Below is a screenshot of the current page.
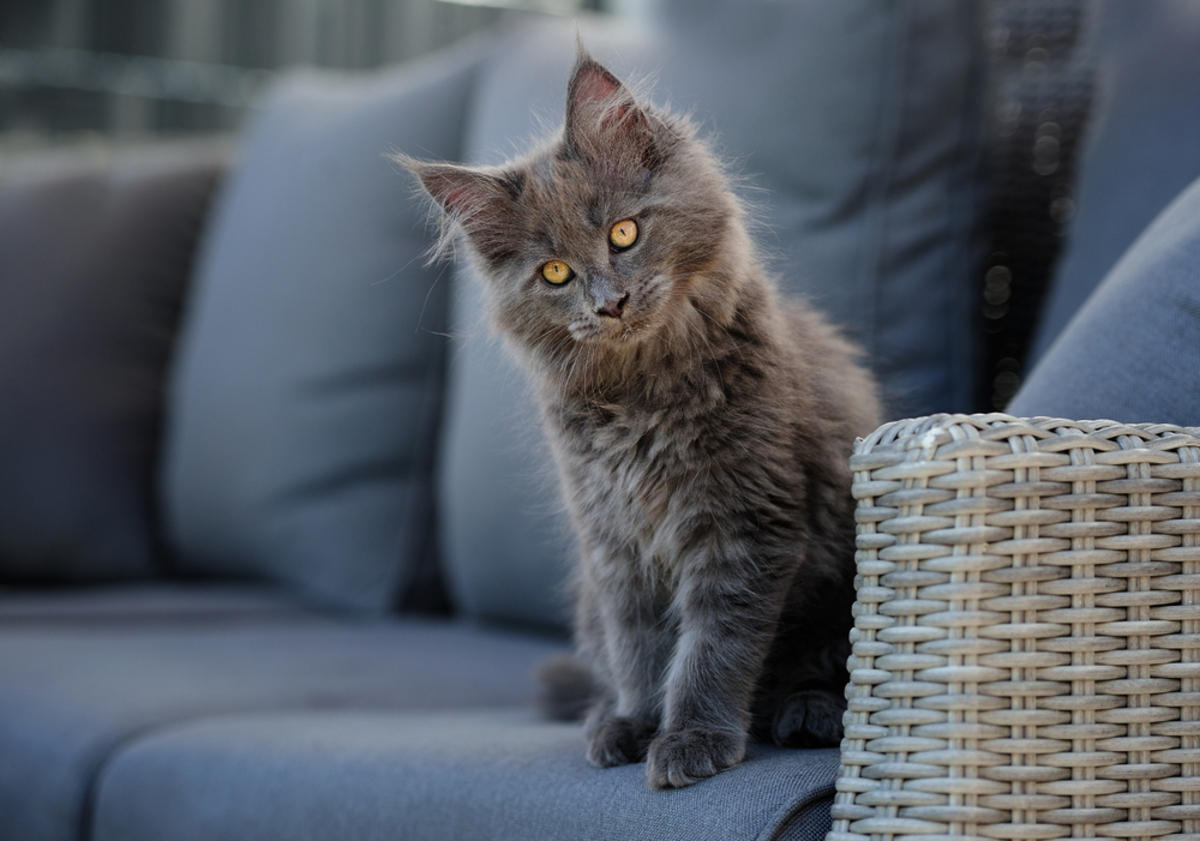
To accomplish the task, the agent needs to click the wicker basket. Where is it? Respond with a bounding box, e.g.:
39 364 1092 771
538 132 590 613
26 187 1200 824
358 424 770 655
829 414 1200 841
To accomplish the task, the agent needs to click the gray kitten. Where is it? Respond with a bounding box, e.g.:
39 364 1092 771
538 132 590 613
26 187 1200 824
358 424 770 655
402 49 881 789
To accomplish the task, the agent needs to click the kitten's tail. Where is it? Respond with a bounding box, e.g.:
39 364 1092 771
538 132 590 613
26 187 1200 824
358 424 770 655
535 654 600 721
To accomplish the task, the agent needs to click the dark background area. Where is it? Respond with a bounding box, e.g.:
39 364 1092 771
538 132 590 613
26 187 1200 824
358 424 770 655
0 0 615 143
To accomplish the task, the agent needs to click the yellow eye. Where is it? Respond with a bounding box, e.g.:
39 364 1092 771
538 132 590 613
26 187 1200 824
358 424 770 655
609 218 638 250
541 260 574 285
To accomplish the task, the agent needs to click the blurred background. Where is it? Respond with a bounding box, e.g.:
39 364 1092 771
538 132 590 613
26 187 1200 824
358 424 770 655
0 0 1092 410
0 0 631 149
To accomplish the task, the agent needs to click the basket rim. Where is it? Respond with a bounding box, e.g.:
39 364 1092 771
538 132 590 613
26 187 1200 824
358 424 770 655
855 413 1200 458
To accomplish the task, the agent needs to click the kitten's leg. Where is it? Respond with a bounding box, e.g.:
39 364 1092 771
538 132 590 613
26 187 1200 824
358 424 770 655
765 563 855 747
646 547 786 789
772 689 848 747
578 548 670 768
584 695 658 767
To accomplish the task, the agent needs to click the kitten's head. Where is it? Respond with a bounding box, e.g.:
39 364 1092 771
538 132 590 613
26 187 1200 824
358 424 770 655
402 48 744 361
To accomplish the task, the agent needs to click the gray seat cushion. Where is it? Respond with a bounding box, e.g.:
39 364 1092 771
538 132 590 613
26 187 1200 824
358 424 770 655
91 709 837 841
160 40 487 615
0 586 564 841
440 4 989 628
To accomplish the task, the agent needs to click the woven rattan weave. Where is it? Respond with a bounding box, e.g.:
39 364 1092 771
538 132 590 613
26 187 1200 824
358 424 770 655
829 414 1200 841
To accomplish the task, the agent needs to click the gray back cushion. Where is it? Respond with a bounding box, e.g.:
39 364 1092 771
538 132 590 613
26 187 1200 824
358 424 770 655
649 0 988 416
1030 0 1200 362
161 45 482 614
440 3 989 629
0 142 224 583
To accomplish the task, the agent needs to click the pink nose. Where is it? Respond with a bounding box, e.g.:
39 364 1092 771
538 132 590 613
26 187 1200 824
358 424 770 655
596 293 629 319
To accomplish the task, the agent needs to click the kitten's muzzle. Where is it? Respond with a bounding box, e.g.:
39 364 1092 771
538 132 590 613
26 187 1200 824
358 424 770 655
588 274 629 319
596 293 629 319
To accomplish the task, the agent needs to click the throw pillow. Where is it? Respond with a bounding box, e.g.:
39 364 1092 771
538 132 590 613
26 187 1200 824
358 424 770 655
160 43 484 614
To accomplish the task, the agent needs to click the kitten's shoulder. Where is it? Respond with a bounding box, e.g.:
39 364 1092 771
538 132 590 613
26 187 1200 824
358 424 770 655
778 294 883 438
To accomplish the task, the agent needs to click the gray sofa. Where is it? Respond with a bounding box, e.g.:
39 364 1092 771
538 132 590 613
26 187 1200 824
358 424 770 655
3 2 1199 839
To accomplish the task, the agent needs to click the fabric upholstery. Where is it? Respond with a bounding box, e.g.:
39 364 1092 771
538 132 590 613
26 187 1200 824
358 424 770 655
440 4 989 628
1030 0 1200 362
0 582 297 623
160 41 485 614
0 142 225 583
0 587 564 841
91 709 837 841
1008 172 1200 426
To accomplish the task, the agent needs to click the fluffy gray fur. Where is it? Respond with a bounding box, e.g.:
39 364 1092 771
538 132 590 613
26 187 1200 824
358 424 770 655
401 48 881 789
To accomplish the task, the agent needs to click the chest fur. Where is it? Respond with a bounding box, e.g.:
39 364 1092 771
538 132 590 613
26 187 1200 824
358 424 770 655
559 414 689 568
548 379 787 573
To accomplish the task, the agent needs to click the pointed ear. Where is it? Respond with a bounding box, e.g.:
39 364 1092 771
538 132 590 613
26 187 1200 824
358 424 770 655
399 158 512 219
564 51 660 180
397 155 524 263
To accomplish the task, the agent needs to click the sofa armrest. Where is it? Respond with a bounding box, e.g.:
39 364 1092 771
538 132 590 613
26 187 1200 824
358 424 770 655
830 413 1200 841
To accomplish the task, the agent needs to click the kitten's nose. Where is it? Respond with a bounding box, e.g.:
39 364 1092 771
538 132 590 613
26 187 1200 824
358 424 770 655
595 293 629 319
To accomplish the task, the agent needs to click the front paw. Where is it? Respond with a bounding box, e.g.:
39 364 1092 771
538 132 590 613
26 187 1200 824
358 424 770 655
645 727 745 789
586 716 656 768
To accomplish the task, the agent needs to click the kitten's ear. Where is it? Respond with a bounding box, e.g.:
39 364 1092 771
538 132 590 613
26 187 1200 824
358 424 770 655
564 50 660 180
402 158 514 220
398 156 522 262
